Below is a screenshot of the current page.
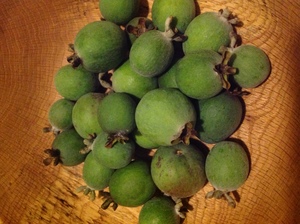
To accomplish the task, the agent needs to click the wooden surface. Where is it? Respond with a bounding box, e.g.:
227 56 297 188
0 0 299 223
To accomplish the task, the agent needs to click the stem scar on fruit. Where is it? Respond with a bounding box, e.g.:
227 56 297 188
171 122 201 145
126 17 156 38
43 148 62 166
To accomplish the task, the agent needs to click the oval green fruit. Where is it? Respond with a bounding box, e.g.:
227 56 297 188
151 143 206 198
99 0 140 25
205 141 250 192
152 0 196 33
109 160 156 207
73 21 128 73
139 196 180 224
195 91 244 143
228 44 271 88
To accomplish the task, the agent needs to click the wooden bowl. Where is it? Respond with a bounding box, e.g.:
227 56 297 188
1 0 299 223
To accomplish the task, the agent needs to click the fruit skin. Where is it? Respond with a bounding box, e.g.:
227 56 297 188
152 0 195 33
135 88 196 146
82 152 115 190
54 64 100 101
99 0 140 25
73 21 128 73
97 92 137 135
205 141 250 192
176 50 223 100
48 98 74 131
158 59 179 89
139 196 180 224
92 131 135 169
132 129 160 149
51 129 87 166
129 29 174 77
72 92 104 139
195 91 244 143
151 143 206 198
112 60 158 99
109 160 157 207
228 44 271 88
183 11 234 53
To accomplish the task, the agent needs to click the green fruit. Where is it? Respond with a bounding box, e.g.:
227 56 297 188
183 9 236 53
54 64 101 101
43 129 87 166
99 0 140 25
82 152 115 190
139 196 180 224
158 59 179 89
205 141 250 207
132 129 160 149
47 98 74 132
151 143 206 198
228 44 271 88
72 92 104 139
176 50 224 100
109 160 157 207
195 91 244 143
97 92 137 136
92 132 135 169
135 88 197 146
129 29 174 77
112 60 158 99
70 21 128 73
152 0 196 33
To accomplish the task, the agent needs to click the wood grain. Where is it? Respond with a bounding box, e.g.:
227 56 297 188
0 0 299 223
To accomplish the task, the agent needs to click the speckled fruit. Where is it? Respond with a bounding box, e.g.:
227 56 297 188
151 143 206 198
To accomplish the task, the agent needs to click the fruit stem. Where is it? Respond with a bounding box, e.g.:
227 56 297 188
171 122 200 145
99 191 118 210
205 189 236 208
105 132 130 148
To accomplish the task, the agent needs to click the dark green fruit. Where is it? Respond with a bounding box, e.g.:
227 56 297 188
43 129 86 166
99 0 140 25
135 88 197 146
228 44 271 88
97 92 137 146
108 160 156 207
176 50 226 100
205 141 250 207
195 91 243 143
112 60 158 99
152 0 195 33
139 196 180 224
69 21 128 73
46 98 74 133
129 17 185 77
72 92 104 139
125 17 155 45
151 143 206 199
183 9 238 53
54 64 100 101
92 131 135 169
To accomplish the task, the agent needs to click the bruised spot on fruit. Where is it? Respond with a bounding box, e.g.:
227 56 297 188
156 156 162 168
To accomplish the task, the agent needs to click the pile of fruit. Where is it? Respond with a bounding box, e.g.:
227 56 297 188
43 0 271 223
